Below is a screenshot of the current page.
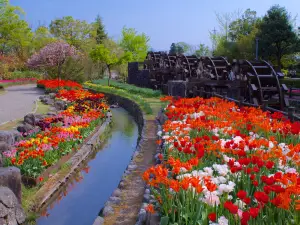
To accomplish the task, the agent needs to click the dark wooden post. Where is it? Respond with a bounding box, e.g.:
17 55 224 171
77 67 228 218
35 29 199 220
288 107 295 122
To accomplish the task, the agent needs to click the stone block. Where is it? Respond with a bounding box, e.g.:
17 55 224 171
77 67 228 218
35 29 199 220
0 167 22 204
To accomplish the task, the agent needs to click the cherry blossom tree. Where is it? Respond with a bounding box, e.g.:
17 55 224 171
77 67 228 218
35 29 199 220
27 40 79 77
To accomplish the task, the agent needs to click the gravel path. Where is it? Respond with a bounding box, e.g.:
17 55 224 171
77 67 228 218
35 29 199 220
0 84 44 124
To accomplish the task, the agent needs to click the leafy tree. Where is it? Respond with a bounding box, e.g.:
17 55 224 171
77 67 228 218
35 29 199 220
94 15 107 44
119 26 149 61
168 42 191 55
259 5 300 70
27 41 79 78
32 26 56 52
236 26 259 59
194 44 211 57
228 9 259 41
169 43 177 54
90 39 132 86
0 0 33 59
49 16 94 50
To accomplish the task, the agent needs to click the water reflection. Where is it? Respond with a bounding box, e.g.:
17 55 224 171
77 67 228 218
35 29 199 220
36 108 138 225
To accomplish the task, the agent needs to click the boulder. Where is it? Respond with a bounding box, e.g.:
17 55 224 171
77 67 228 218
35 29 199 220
45 98 54 105
54 100 67 110
0 167 22 204
0 189 25 225
0 131 21 146
49 93 56 99
24 114 35 126
24 114 45 127
112 188 121 197
93 216 104 225
0 141 9 153
15 204 26 224
0 186 17 208
102 205 114 217
17 123 34 134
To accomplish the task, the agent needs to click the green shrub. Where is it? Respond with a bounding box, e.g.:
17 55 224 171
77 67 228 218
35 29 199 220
281 78 300 88
92 79 161 98
10 71 42 79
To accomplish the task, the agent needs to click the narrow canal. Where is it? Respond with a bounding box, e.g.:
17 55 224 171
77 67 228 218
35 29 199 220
37 108 139 225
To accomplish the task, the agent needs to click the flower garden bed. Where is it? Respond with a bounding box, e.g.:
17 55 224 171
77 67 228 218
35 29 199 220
2 84 110 187
143 96 300 225
37 79 82 93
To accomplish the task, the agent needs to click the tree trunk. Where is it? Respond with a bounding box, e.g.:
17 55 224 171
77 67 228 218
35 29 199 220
107 64 111 86
57 64 62 90
277 56 282 71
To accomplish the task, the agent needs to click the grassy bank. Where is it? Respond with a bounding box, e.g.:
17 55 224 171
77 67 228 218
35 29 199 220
84 81 165 120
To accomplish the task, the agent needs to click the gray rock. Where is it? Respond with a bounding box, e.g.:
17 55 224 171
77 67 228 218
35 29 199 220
109 196 121 205
24 113 36 126
0 154 3 167
0 131 16 146
138 208 147 223
0 202 9 217
15 204 26 224
45 98 54 105
0 218 6 225
0 141 9 153
102 205 114 217
0 187 17 208
0 167 22 203
143 194 150 203
6 209 18 225
47 112 57 116
118 181 125 189
112 188 121 197
17 123 34 134
93 216 104 225
49 93 56 99
127 164 137 171
54 100 66 110
149 199 156 204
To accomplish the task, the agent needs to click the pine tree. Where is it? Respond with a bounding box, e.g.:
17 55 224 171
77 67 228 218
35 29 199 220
95 15 107 44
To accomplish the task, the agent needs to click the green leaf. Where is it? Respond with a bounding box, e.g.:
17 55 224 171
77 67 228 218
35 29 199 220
160 216 169 225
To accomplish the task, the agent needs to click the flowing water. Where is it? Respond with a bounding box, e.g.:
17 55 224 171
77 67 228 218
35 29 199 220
37 108 139 225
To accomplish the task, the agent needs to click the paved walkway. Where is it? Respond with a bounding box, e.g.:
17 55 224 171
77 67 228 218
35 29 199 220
0 84 44 124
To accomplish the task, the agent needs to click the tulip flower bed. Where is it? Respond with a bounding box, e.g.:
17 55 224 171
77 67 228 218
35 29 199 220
37 79 82 92
2 89 109 183
143 97 300 225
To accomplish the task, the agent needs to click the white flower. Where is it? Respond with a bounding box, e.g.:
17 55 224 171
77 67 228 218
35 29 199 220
227 195 233 200
233 136 243 144
218 182 235 194
285 167 297 174
157 131 162 136
269 141 274 149
218 216 229 225
234 162 241 167
236 199 246 209
180 167 188 173
218 176 227 184
201 192 220 206
162 135 170 140
203 167 213 176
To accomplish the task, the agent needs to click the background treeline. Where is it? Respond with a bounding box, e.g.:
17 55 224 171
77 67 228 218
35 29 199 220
168 5 300 73
0 0 149 82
